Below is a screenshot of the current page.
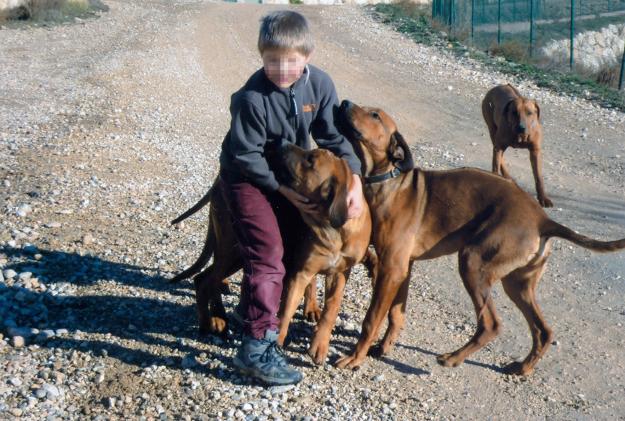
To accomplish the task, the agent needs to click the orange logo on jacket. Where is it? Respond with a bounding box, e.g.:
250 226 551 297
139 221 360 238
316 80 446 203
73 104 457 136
303 104 317 113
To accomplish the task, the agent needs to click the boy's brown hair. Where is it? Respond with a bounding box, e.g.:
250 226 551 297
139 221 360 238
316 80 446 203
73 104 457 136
258 11 315 56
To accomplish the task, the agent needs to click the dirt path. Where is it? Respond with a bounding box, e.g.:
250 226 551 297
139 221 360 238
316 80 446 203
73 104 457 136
1 1 625 419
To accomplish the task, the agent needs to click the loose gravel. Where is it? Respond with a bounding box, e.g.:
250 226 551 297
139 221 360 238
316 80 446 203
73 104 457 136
1 1 625 420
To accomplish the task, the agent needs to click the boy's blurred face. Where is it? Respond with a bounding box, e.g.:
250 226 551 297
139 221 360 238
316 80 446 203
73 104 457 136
262 49 311 89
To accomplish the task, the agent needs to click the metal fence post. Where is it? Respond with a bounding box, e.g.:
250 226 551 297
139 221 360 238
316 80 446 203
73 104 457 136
619 46 625 90
497 0 502 45
449 0 455 27
471 0 475 42
529 0 535 57
570 0 575 70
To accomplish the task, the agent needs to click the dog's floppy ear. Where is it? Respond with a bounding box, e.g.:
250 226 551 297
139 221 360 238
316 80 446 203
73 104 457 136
389 131 414 172
503 99 518 124
533 99 541 120
321 173 349 229
503 99 513 118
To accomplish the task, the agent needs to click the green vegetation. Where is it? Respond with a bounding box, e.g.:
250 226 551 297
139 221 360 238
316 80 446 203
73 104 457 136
373 1 625 111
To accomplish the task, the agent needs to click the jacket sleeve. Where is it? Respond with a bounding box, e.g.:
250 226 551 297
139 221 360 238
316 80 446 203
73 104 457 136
310 78 362 176
229 99 280 191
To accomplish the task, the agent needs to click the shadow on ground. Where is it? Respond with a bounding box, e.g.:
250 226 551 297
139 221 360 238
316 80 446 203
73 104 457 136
0 245 249 382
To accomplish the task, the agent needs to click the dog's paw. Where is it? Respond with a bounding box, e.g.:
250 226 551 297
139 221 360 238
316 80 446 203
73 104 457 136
369 342 392 358
436 353 464 368
335 353 364 370
539 196 553 208
209 317 227 335
307 339 329 365
304 306 322 323
501 361 534 376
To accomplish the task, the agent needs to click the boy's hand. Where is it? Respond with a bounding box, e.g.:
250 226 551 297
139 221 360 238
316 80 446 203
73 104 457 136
278 185 319 216
346 174 364 219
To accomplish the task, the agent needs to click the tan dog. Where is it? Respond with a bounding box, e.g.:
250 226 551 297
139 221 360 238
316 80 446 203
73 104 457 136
482 84 553 207
336 100 625 375
172 145 372 365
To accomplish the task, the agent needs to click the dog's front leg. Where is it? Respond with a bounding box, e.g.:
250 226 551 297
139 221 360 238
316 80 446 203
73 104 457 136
277 269 316 346
376 261 413 357
336 253 411 370
492 147 512 179
308 269 349 365
529 147 553 207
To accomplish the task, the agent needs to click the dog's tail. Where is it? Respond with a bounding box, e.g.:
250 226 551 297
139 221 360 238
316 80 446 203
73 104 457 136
542 219 625 252
169 219 216 283
171 184 215 225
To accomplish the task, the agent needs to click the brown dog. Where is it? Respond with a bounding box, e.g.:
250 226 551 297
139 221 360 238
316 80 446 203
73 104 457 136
172 145 372 365
276 144 371 364
336 100 625 375
482 84 553 207
170 178 323 334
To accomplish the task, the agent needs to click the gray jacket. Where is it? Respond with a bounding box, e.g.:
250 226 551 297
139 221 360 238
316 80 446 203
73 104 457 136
219 64 361 191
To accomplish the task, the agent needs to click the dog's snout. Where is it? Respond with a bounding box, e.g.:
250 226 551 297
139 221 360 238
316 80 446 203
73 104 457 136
517 122 527 133
340 100 353 113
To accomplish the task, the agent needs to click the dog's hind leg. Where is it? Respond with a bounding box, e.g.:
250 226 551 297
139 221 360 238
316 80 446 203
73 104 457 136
437 250 502 368
193 266 227 336
193 255 242 336
303 281 321 323
500 260 553 376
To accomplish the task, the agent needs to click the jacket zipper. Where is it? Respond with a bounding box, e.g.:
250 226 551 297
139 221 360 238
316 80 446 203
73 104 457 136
289 86 299 131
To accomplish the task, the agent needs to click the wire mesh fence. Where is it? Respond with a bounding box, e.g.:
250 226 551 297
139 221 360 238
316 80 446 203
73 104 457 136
432 0 625 89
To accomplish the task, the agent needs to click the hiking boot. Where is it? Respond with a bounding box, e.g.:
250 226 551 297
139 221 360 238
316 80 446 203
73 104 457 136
233 330 303 386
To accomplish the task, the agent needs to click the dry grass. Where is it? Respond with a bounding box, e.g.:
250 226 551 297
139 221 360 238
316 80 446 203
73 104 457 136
0 0 99 23
392 0 431 20
488 39 530 62
593 63 621 88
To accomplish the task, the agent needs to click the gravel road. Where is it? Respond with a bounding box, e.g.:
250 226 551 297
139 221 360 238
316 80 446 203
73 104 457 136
1 1 625 419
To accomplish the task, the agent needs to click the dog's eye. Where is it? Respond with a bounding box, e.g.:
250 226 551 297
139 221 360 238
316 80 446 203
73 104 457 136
370 111 381 121
306 154 315 166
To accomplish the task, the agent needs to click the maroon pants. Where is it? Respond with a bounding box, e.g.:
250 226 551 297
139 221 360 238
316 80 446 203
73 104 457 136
220 178 303 339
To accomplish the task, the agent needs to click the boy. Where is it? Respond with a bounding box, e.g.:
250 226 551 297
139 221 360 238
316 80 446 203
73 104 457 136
219 10 364 385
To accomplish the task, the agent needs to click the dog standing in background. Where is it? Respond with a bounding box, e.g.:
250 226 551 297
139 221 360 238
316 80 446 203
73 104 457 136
482 84 553 207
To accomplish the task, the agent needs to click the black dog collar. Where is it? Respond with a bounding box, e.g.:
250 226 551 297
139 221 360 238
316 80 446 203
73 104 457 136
363 168 401 184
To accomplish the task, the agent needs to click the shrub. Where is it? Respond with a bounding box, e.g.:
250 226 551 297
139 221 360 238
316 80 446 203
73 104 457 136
488 40 529 62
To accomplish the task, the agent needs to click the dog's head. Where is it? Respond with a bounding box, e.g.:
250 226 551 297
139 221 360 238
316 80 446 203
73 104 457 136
280 144 351 229
337 100 413 178
504 96 541 142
